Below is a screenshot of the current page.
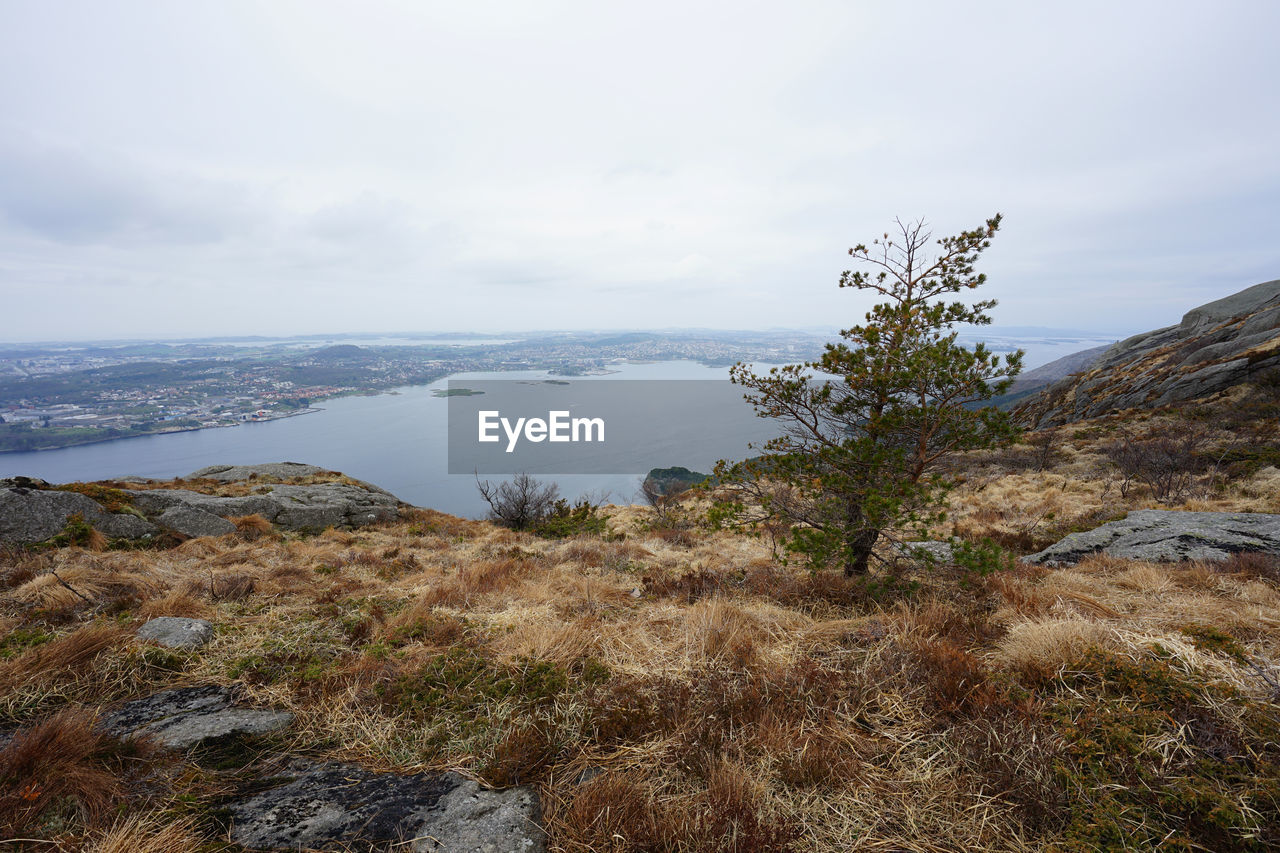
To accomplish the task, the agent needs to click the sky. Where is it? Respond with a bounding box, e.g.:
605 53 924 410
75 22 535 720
1 0 1278 342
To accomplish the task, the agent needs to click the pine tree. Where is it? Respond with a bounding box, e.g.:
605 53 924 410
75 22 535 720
710 215 1022 576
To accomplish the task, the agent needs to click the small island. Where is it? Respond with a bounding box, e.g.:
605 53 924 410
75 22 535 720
432 388 486 397
643 465 711 496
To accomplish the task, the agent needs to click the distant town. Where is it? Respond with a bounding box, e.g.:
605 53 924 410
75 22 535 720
0 331 829 452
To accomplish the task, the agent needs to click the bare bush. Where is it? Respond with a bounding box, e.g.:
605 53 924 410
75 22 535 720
1027 427 1060 472
476 472 560 530
1105 424 1212 503
640 479 698 534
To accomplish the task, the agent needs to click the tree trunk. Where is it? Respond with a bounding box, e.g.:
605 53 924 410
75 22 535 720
843 528 879 576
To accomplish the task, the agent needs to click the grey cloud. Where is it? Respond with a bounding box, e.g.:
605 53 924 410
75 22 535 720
0 137 258 246
0 2 1277 341
306 193 415 243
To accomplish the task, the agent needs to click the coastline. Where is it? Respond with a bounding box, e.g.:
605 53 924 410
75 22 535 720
1 358 738 455
0 406 324 454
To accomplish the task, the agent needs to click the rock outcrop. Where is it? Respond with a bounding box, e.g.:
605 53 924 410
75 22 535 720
188 462 329 481
226 759 545 852
1017 279 1280 428
1009 344 1112 394
1023 509 1280 566
0 463 404 545
101 685 293 750
94 685 546 849
0 481 158 544
155 505 238 538
126 481 400 531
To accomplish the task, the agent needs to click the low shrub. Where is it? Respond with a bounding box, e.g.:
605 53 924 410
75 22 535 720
1045 649 1280 851
534 499 610 539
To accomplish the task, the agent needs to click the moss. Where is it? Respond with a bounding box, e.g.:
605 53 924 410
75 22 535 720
128 645 189 674
1045 649 1280 851
1216 445 1280 478
580 657 612 685
46 513 100 549
1181 624 1250 664
0 626 54 659
227 636 337 686
384 648 570 722
52 482 135 513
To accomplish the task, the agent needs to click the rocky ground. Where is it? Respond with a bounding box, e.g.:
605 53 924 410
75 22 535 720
2 377 1280 850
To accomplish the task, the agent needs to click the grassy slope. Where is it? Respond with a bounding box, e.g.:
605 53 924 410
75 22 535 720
2 401 1280 850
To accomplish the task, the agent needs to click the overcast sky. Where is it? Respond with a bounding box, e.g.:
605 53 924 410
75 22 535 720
1 1 1278 342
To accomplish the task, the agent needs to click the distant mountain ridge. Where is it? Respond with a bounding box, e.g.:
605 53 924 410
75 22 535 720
1016 278 1280 428
1015 344 1113 389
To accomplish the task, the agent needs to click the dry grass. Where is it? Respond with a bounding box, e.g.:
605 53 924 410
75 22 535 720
89 469 370 497
0 708 146 837
85 813 203 853
0 623 129 694
2 408 1279 850
994 617 1117 682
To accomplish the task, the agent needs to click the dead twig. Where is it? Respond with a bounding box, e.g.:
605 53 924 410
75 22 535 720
50 569 91 603
1248 658 1280 702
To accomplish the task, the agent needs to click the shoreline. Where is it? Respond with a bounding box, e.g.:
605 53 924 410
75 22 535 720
0 406 324 454
0 359 736 455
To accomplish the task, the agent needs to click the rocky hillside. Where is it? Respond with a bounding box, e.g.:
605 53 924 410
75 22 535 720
0 462 403 547
1017 278 1280 427
2 432 1280 850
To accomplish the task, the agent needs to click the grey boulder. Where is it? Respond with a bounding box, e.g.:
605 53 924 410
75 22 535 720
127 482 401 531
187 462 326 482
901 541 955 563
156 505 237 538
137 616 215 649
101 685 293 750
0 485 158 544
226 760 545 852
1023 509 1280 566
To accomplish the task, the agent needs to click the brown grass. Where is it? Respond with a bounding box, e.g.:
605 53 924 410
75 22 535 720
90 469 367 496
3 410 1278 851
229 512 275 540
419 556 534 608
0 623 128 694
85 813 203 853
0 708 144 836
547 762 799 853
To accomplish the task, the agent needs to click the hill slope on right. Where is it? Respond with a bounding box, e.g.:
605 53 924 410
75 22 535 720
1017 279 1280 428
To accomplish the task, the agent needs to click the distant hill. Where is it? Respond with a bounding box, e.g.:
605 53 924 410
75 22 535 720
305 344 376 363
1016 278 1280 428
1014 344 1113 389
983 343 1114 411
